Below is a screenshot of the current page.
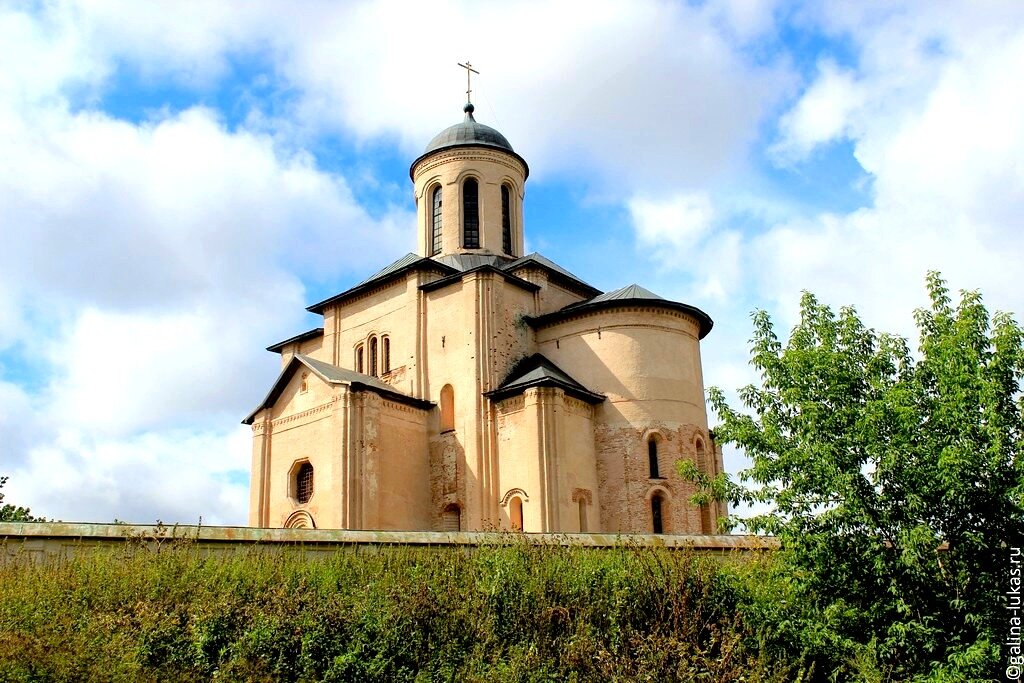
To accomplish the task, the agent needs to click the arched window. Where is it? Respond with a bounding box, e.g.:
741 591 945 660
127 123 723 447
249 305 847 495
369 336 378 377
510 496 524 531
356 346 364 374
431 186 443 255
648 437 660 478
440 384 455 432
651 494 664 534
382 336 391 374
578 497 587 532
442 504 461 532
300 372 309 393
462 178 479 249
501 184 512 255
296 462 314 504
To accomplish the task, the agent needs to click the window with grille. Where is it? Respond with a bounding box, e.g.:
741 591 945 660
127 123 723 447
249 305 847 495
369 336 378 377
431 186 443 255
501 184 512 255
462 179 479 249
356 346 364 374
296 462 314 504
382 337 390 374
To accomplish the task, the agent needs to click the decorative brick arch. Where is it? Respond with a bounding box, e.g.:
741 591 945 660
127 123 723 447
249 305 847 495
501 488 529 507
284 510 315 529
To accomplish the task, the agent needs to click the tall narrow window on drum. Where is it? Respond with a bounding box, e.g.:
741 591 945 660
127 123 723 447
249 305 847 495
462 178 479 249
382 336 391 374
431 186 443 255
501 184 513 255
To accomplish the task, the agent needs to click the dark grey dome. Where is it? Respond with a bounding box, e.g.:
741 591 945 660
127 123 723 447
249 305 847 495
423 103 514 154
410 103 529 179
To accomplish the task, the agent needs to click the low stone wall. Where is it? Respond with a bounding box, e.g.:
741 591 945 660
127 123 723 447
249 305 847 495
0 521 778 561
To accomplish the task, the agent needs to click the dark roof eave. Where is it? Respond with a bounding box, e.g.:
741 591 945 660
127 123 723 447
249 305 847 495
419 264 541 293
409 144 530 180
243 356 434 424
484 379 605 405
266 328 324 353
505 262 600 298
527 299 715 339
349 381 435 410
307 260 457 313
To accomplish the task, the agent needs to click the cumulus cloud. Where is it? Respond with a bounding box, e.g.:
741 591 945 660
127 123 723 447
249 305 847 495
0 2 416 523
753 3 1024 339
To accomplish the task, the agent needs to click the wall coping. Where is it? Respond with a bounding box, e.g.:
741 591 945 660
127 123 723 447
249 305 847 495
0 522 779 551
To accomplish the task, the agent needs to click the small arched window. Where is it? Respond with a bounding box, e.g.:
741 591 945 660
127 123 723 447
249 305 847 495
651 494 664 534
431 186 443 255
382 337 391 374
648 437 660 478
296 462 314 504
356 346 364 374
510 496 524 531
440 384 455 432
300 372 309 393
442 504 461 532
462 178 479 249
369 336 378 377
501 184 512 255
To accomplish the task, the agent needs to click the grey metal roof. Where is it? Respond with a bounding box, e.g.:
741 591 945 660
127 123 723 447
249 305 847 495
356 253 423 286
502 253 597 290
243 354 432 424
423 104 514 155
589 283 665 303
485 354 604 404
410 103 529 180
307 255 455 314
432 253 514 271
528 285 715 339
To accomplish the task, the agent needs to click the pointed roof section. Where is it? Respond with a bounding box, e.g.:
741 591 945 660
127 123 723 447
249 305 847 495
355 252 424 286
501 253 601 297
243 354 432 424
485 354 605 404
266 327 324 353
307 254 456 314
589 283 663 303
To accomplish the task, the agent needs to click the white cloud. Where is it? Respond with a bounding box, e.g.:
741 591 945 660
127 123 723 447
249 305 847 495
0 4 416 523
754 4 1024 339
6 427 252 524
772 60 863 161
630 193 715 256
7 0 792 194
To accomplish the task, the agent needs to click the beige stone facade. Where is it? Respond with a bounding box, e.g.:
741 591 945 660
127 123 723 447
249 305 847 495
245 103 726 534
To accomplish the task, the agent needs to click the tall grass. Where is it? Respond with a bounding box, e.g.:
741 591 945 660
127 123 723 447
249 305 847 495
0 538 804 682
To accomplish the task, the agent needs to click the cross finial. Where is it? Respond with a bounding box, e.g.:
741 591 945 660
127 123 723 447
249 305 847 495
457 60 480 104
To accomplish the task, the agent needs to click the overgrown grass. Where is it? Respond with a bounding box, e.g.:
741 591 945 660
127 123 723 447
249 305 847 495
0 538 812 682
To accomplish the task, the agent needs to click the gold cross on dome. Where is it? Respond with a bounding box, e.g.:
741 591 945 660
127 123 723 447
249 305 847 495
457 61 480 103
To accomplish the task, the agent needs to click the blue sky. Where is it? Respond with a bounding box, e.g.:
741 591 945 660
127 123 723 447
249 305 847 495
1 0 1022 524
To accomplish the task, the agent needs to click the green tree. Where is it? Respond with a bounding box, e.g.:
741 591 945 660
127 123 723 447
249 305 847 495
681 273 1024 680
0 475 39 522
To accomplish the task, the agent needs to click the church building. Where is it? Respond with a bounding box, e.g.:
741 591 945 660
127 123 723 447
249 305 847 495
244 99 726 534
